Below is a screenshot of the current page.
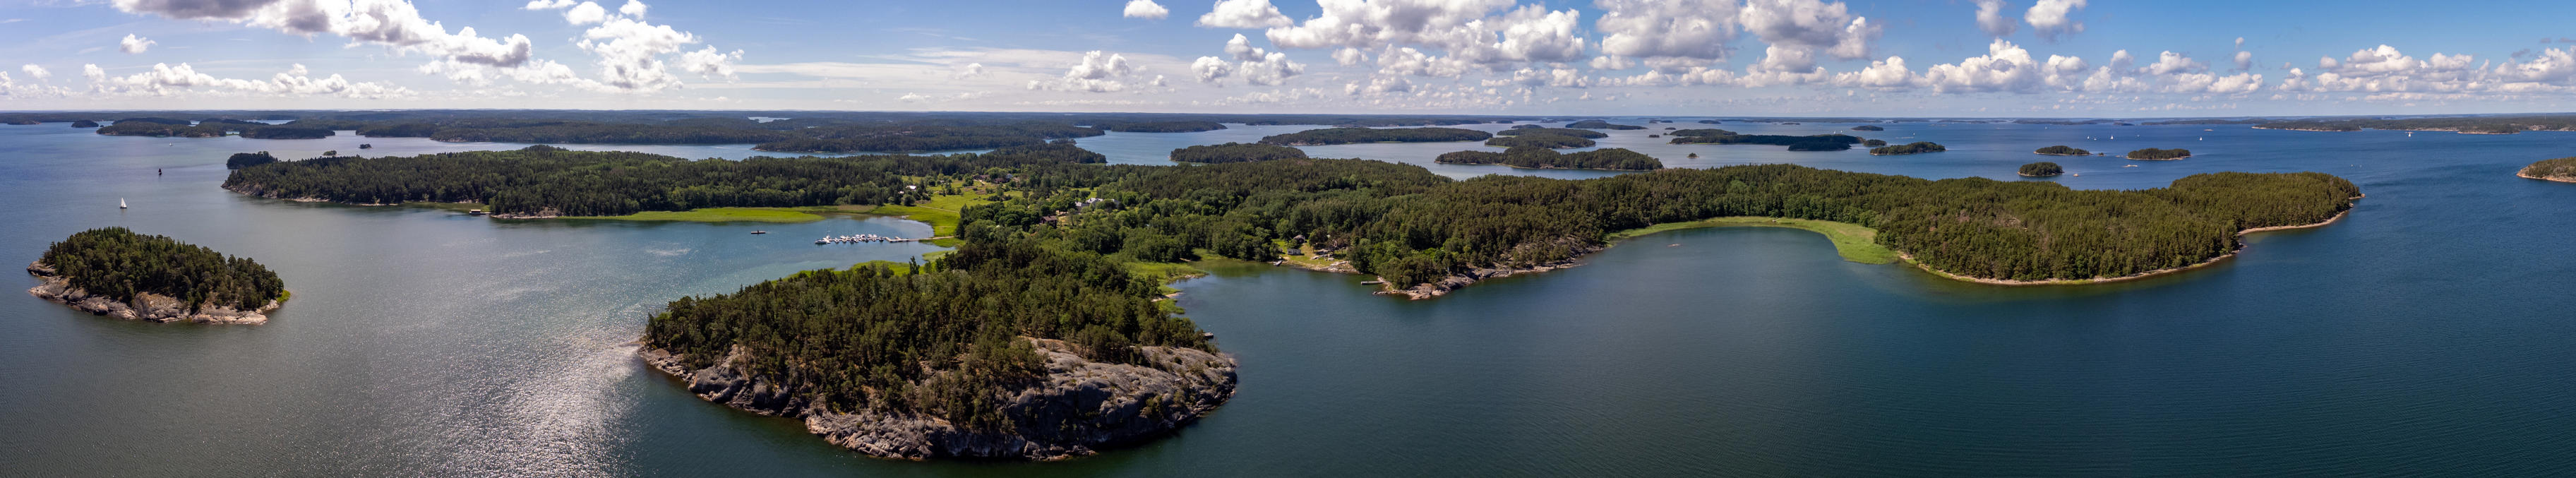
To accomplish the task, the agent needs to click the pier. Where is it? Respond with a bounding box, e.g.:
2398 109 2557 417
815 234 931 244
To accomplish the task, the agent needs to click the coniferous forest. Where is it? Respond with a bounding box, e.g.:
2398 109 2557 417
1668 129 1865 151
38 227 286 311
1256 127 1492 145
1435 147 1662 170
1170 143 1308 163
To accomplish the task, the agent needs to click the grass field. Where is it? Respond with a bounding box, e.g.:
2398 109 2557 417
1608 216 1897 264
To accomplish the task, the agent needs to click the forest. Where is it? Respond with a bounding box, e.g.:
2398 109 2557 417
2522 157 2576 180
2253 115 2576 133
1494 127 1608 138
2128 148 2193 160
1850 125 1885 131
1870 142 1947 155
2035 145 2092 155
1256 127 1491 145
222 143 1106 217
1170 143 1308 163
239 126 335 139
1093 121 1228 133
1668 129 1864 151
227 152 278 169
642 241 1213 431
2019 162 2064 177
1566 119 1646 130
1434 147 1662 170
97 121 227 138
1484 134 1597 148
37 227 286 311
70 120 100 128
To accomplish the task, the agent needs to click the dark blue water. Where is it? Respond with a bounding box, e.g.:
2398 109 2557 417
1 120 2572 476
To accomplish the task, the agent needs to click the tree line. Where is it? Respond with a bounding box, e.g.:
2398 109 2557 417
1170 143 1308 163
1667 129 1864 151
1435 147 1663 170
1257 127 1492 145
1870 142 1946 155
39 227 286 311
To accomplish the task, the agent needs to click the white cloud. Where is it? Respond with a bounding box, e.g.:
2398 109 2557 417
1332 47 1367 66
1123 0 1168 20
92 62 413 98
2232 50 2253 71
2143 50 2205 75
2024 0 2085 41
1191 56 1233 83
618 0 646 18
952 62 986 78
1031 50 1142 92
562 1 607 25
1974 0 2015 37
1739 0 1876 60
20 64 51 81
1198 0 1290 28
1595 0 1742 64
116 0 537 68
119 34 155 54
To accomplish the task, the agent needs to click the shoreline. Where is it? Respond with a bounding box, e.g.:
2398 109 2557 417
25 262 280 324
1433 161 1657 172
635 339 1236 460
2520 171 2576 184
1903 205 2354 286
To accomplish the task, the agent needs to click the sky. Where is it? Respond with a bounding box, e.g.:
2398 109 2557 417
2 0 2575 116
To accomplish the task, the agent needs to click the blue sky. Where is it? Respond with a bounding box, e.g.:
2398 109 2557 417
3 0 2575 116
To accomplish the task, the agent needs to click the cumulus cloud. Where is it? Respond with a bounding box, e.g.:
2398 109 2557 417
1123 0 1168 19
561 1 607 25
20 64 51 81
116 0 537 68
91 61 413 98
1194 34 1305 85
2024 0 2085 41
1031 50 1142 92
618 0 645 18
119 34 155 54
1740 0 1876 60
1595 0 1742 64
1198 0 1290 28
1974 0 2015 37
2233 50 2253 71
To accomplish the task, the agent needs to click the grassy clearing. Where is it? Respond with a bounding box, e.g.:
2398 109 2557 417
1609 216 1897 264
1270 241 1346 269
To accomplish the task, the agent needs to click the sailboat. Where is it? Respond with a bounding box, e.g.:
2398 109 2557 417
119 198 128 209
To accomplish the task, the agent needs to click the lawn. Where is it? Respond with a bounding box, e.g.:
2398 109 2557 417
1608 216 1897 264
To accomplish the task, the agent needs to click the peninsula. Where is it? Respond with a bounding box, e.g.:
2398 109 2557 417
1434 146 1663 171
2522 157 2576 183
26 227 287 324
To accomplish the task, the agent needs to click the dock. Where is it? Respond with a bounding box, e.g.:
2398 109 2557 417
814 234 928 244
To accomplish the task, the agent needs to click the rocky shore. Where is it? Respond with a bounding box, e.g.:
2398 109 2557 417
25 262 280 324
2520 170 2576 184
639 337 1237 460
1378 239 1602 300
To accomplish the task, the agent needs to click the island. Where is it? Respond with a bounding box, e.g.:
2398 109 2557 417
1494 127 1608 138
1669 129 1863 151
2126 148 2193 160
1850 125 1885 131
1254 127 1491 146
2018 162 2064 177
227 151 279 169
2249 121 2361 132
1093 120 1227 133
26 227 287 324
69 120 99 128
2035 145 2092 156
1483 133 1597 148
640 252 1235 460
2520 157 2576 183
2251 115 2576 134
1869 142 1946 155
1170 143 1306 163
1434 146 1663 171
1696 119 1723 124
1566 119 1646 130
237 126 335 139
98 121 227 138
1863 139 1888 147
4 119 37 125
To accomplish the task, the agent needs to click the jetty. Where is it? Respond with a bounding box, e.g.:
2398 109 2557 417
814 234 931 244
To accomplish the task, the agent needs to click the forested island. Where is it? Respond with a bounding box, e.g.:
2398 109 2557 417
1566 119 1646 130
2521 157 2576 183
26 227 287 324
2019 162 2064 177
98 121 227 138
2251 115 2576 134
1434 147 1663 171
1484 134 1597 148
227 152 278 169
238 126 335 139
222 143 1103 217
1169 143 1306 163
1494 127 1608 138
1094 121 1227 133
2126 148 2193 160
1869 142 1946 155
2035 145 2092 156
1850 125 1885 131
97 119 334 140
70 120 100 128
1668 129 1863 151
640 247 1234 460
1255 127 1490 146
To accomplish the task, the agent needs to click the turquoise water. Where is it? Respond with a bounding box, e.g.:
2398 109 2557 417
1 120 2572 476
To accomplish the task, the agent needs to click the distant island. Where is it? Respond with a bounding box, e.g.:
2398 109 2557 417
1170 143 1306 163
2251 115 2576 134
1434 146 1663 171
26 227 287 324
227 152 279 169
1668 129 1863 151
2035 145 2091 156
2521 157 2576 183
2018 162 2064 177
1484 133 1596 148
1862 139 1887 147
97 118 335 139
1869 142 1946 155
1495 127 1609 139
2250 121 2361 132
69 120 99 128
1850 125 1884 131
1566 119 1646 130
1094 121 1227 133
1256 127 1490 145
642 255 1234 460
2126 148 2193 160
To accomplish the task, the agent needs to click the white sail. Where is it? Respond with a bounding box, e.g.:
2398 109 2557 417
119 198 128 208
